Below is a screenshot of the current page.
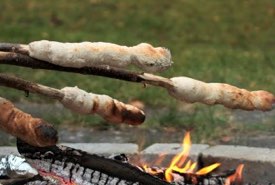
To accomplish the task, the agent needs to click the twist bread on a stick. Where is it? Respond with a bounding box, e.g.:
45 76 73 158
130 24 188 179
60 87 145 125
28 40 172 72
0 97 58 147
168 77 274 111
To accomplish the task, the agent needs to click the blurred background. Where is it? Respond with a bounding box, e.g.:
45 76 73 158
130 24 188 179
0 0 274 148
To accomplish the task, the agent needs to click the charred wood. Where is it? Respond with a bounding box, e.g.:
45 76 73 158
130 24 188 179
17 139 170 185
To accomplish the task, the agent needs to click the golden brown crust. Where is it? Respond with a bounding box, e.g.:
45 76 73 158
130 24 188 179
102 99 146 125
0 98 57 147
60 87 145 125
169 77 275 111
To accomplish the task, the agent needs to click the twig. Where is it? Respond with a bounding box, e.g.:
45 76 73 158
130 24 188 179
0 51 144 83
0 73 64 100
0 51 174 89
0 43 29 55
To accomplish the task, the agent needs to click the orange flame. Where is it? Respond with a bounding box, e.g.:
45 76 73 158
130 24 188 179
141 132 240 183
196 163 221 175
225 164 244 185
164 132 220 182
143 165 163 175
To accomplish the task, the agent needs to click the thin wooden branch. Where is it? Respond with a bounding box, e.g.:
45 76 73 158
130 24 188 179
0 51 174 89
0 73 64 100
0 43 29 55
0 73 145 125
0 51 144 83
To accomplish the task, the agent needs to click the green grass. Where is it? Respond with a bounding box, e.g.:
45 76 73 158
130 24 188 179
0 0 274 142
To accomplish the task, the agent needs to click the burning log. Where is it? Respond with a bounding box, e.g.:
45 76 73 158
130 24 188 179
16 139 170 185
138 132 245 185
14 132 244 185
140 166 237 185
0 97 57 147
0 73 145 125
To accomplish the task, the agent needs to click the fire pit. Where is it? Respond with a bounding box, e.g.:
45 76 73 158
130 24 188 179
0 41 274 185
0 133 245 185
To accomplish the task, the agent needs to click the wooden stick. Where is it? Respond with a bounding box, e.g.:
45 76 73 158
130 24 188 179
0 73 64 100
0 73 145 125
0 51 173 88
0 43 29 55
0 51 144 83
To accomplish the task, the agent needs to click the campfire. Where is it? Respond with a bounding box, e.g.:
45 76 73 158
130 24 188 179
139 132 244 185
0 41 274 185
0 133 244 185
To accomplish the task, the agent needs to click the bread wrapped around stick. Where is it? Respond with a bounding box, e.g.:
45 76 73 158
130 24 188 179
0 97 58 147
28 40 172 72
168 77 275 111
60 86 145 125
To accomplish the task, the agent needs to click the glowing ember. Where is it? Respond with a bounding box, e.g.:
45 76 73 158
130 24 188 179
39 170 77 185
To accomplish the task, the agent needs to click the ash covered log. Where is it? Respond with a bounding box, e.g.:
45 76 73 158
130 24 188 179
141 165 232 185
16 139 170 185
16 139 244 185
0 97 57 147
170 173 229 185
